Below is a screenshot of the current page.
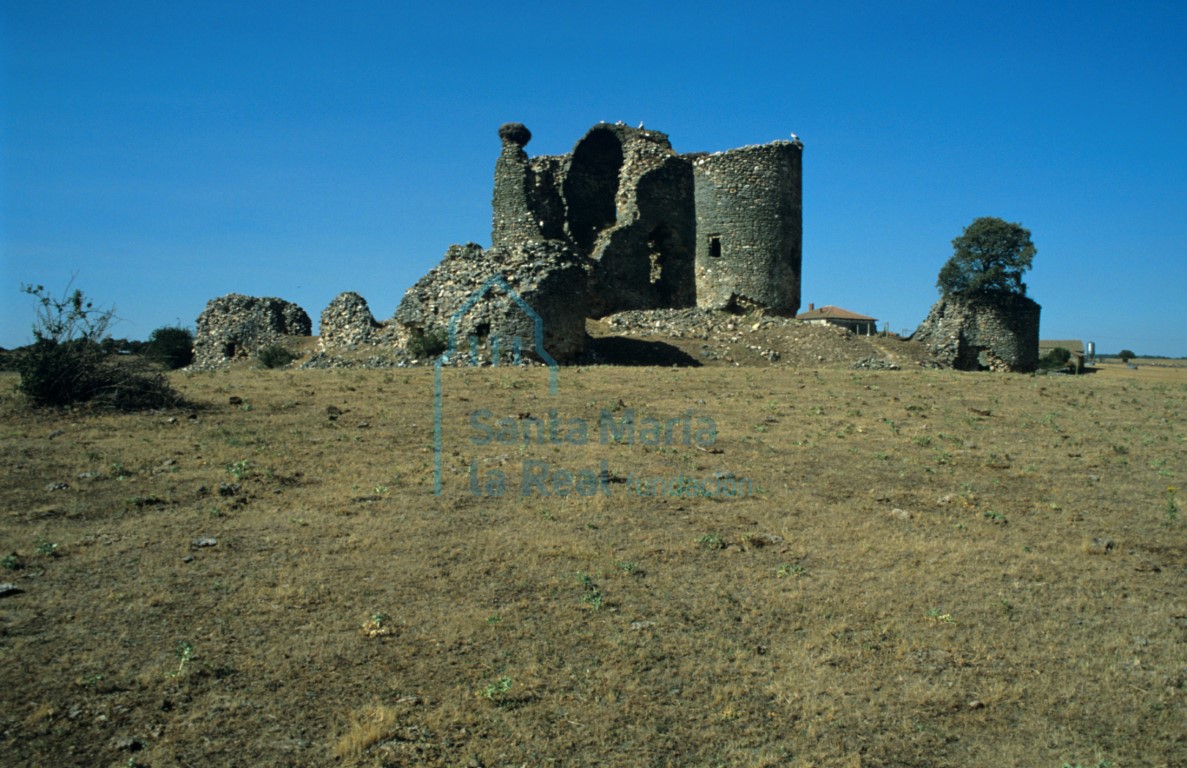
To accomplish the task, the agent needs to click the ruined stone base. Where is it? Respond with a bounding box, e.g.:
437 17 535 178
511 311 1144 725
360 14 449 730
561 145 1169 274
192 294 312 369
392 241 590 363
911 293 1040 372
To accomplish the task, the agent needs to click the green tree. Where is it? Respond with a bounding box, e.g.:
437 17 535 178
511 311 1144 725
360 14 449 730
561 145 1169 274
1118 349 1136 363
937 217 1036 296
146 325 194 369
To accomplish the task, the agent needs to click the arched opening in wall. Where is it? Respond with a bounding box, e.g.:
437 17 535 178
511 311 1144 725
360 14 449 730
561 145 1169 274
564 128 623 254
955 344 990 372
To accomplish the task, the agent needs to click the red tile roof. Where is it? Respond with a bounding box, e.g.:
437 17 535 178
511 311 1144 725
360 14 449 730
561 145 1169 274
796 305 877 321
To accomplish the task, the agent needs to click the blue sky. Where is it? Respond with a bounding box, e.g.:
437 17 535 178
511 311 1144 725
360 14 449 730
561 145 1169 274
3 1 1185 355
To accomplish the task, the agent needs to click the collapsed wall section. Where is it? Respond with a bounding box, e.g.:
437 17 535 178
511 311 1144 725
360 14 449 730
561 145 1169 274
691 141 803 314
575 125 696 316
393 241 589 362
912 293 1041 372
193 294 311 368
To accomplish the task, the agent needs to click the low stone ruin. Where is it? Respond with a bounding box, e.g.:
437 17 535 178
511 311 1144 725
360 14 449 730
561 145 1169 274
317 292 380 348
393 241 590 362
192 294 311 368
911 293 1040 372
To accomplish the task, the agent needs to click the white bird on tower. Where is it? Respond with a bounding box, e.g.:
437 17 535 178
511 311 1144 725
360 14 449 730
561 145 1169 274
790 132 800 142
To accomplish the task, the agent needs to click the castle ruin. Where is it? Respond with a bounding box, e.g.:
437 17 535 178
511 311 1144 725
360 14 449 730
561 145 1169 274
491 122 803 317
194 122 805 366
391 122 804 361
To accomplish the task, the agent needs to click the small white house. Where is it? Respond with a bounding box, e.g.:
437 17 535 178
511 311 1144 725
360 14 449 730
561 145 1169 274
795 304 878 335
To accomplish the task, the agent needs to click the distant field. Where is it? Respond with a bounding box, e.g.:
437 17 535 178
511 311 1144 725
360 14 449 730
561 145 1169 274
1093 358 1187 383
1 364 1184 767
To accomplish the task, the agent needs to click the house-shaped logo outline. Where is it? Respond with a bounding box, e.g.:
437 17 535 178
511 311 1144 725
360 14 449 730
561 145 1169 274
433 274 559 494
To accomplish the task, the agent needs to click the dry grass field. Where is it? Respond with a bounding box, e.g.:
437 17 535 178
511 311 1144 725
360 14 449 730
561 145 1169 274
0 360 1184 767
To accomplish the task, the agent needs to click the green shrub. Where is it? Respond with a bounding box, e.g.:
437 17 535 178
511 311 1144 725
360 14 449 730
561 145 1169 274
257 344 298 369
145 325 194 369
1038 347 1073 371
1045 347 1071 366
407 328 448 359
16 284 183 410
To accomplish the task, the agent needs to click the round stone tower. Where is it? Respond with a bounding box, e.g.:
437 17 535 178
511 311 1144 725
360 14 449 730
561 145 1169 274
691 140 803 314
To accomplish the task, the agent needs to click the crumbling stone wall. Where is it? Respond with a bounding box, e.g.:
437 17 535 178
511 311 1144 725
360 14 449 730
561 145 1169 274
691 141 803 314
193 294 311 368
912 293 1040 372
318 292 382 349
491 122 699 317
393 241 589 362
310 121 804 366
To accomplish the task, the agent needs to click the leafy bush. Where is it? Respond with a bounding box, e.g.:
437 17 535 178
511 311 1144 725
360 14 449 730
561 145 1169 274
1038 347 1072 371
407 328 448 359
1118 349 1136 363
145 325 194 369
16 284 183 409
257 344 298 369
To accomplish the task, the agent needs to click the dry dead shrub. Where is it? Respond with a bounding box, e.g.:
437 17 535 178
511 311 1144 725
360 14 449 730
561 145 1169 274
333 703 401 762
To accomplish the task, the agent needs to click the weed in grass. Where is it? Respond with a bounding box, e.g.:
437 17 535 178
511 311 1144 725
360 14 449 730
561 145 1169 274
478 675 513 702
615 560 639 575
983 510 1007 524
360 613 395 638
926 609 956 625
776 563 806 578
35 540 58 558
227 460 251 480
485 614 502 625
2 553 22 570
697 533 725 550
170 641 194 678
1166 486 1179 525
577 572 604 610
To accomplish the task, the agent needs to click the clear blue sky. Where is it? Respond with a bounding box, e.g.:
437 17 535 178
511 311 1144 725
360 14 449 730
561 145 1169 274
3 1 1184 355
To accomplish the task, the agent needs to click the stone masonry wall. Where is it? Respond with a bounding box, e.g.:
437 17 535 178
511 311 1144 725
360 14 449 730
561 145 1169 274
193 294 311 368
691 141 803 314
393 241 589 362
912 293 1041 372
490 122 699 317
577 125 696 316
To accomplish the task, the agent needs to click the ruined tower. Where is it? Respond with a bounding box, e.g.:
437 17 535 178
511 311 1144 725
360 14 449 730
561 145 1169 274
690 141 803 315
492 123 804 317
491 122 697 317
